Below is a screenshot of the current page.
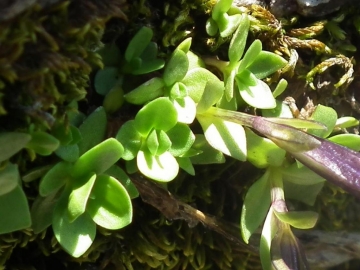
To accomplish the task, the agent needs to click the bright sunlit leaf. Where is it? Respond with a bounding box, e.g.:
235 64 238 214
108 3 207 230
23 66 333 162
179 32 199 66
273 210 318 229
135 97 177 137
237 79 276 109
87 175 132 230
173 96 196 124
197 113 247 161
68 173 96 222
53 192 96 258
72 138 124 178
137 149 179 182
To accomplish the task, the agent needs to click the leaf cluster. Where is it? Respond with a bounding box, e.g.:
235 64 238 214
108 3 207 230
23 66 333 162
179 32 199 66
2 1 360 265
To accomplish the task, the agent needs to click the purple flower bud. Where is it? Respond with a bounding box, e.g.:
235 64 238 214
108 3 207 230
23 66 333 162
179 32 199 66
252 117 360 198
271 223 310 270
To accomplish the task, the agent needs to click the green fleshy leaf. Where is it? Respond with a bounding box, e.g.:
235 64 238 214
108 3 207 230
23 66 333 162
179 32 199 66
197 113 247 161
190 135 225 164
134 97 177 137
125 27 153 62
67 108 84 126
308 104 337 138
51 121 73 145
116 120 142 160
87 174 132 230
328 134 360 151
105 165 139 198
241 170 271 244
173 96 196 124
40 161 73 197
224 67 237 101
0 163 20 196
245 128 286 168
31 190 61 234
127 57 142 71
228 14 250 64
94 67 119 96
146 129 160 156
282 163 325 185
217 87 243 110
140 42 158 60
262 100 293 118
55 144 79 163
69 126 82 145
125 159 138 174
0 185 31 234
137 149 179 182
146 129 171 156
238 39 262 72
283 181 324 206
273 210 318 229
187 50 205 70
132 59 165 75
22 165 52 183
68 110 86 128
237 69 258 86
103 84 125 114
219 14 242 38
68 173 96 222
97 43 121 67
335 116 359 129
179 148 202 158
182 67 222 103
212 0 233 20
260 208 277 270
26 132 60 156
177 157 195 175
156 130 172 155
163 49 189 86
169 82 187 100
124 77 164 105
205 17 218 36
197 80 224 114
177 38 192 53
247 51 287 79
237 79 276 109
53 192 96 258
272 78 288 98
72 138 124 178
167 123 195 157
78 107 107 155
0 132 31 162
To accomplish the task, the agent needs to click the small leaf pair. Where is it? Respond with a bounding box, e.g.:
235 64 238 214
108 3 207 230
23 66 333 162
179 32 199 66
123 27 165 75
205 14 287 109
125 38 198 124
206 0 243 37
94 27 165 113
117 97 195 181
